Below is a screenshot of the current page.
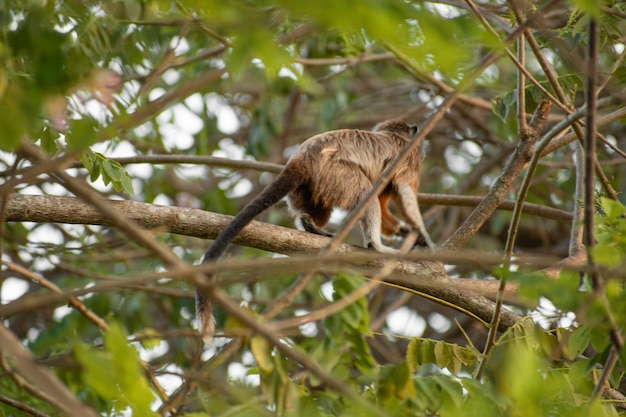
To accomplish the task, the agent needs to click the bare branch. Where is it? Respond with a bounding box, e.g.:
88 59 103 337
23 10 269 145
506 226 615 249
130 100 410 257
441 101 552 251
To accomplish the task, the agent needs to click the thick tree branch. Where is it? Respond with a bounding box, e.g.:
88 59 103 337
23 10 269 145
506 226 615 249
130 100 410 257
3 194 530 330
3 194 573 250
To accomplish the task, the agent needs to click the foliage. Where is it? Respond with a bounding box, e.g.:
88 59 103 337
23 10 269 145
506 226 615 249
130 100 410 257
1 0 625 416
75 322 159 417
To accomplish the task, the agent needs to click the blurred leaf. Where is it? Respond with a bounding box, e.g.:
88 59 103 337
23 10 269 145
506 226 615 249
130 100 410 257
518 270 585 311
433 375 464 410
75 342 121 404
251 335 275 374
599 197 626 219
377 363 416 401
0 86 34 151
247 107 277 157
558 326 591 361
66 117 99 150
331 274 370 334
407 338 478 374
75 322 158 416
569 0 602 17
591 244 624 268
104 323 157 416
136 328 162 350
39 126 58 154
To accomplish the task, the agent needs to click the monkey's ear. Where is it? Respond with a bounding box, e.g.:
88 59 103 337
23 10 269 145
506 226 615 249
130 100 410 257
410 125 418 135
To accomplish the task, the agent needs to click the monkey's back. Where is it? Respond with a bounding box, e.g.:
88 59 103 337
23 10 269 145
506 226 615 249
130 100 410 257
284 128 412 216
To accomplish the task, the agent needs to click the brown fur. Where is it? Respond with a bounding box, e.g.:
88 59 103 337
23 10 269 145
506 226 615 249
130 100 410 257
197 119 433 342
285 119 432 249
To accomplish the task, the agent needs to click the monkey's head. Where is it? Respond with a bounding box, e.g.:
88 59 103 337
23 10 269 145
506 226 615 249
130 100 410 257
373 119 418 139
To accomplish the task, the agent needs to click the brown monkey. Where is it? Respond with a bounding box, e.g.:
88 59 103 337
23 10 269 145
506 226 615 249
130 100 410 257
197 119 433 341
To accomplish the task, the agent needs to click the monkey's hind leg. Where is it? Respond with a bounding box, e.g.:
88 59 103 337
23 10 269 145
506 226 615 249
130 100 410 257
299 213 333 237
394 184 435 248
379 192 404 238
288 184 335 238
361 198 400 254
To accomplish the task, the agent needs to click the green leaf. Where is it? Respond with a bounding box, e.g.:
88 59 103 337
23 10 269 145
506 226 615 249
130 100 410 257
433 339 451 369
104 323 158 416
569 0 602 17
75 342 121 403
407 338 477 374
377 363 416 401
136 328 162 350
101 159 123 182
518 270 585 311
251 335 275 374
569 358 594 386
75 323 158 416
568 327 591 359
432 375 464 409
413 377 443 410
120 172 135 196
451 343 478 367
0 90 31 151
67 117 99 150
590 244 624 269
40 127 58 154
90 160 101 183
298 396 325 417
81 152 134 195
81 149 96 177
331 274 370 333
599 197 626 220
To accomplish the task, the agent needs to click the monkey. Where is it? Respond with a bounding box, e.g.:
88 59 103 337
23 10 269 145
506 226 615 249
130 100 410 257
197 119 433 341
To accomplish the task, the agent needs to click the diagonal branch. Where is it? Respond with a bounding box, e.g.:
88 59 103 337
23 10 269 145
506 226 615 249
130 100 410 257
441 100 552 251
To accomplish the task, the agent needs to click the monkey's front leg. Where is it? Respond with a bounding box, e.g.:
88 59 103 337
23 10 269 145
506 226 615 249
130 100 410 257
394 184 435 248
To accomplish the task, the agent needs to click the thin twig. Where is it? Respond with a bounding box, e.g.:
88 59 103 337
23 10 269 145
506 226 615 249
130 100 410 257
4 262 109 330
585 17 624 405
570 142 585 255
100 155 282 174
597 45 626 95
465 0 568 114
584 20 599 294
517 18 527 134
271 233 418 332
540 95 626 157
474 100 552 380
0 393 51 417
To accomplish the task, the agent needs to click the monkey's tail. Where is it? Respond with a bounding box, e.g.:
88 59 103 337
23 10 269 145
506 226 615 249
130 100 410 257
197 164 302 343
